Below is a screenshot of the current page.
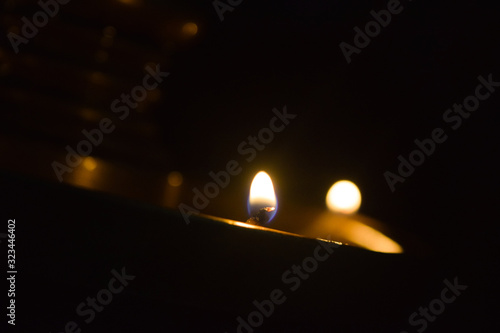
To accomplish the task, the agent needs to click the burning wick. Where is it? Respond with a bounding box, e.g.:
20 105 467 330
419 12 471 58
246 207 276 225
247 171 278 226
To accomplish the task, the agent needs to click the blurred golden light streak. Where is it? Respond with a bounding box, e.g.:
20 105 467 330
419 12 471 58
313 213 403 253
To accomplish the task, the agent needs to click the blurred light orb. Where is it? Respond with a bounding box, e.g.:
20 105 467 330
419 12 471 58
167 171 183 187
182 22 198 37
326 180 361 214
82 157 97 171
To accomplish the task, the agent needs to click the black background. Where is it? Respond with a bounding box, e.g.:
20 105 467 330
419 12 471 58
1 0 499 331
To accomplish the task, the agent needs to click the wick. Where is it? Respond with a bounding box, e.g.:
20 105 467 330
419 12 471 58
246 207 275 225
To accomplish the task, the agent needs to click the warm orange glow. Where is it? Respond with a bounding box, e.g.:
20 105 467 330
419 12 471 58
89 71 106 85
82 157 97 171
167 171 183 187
326 180 361 214
182 22 198 37
117 0 141 6
80 108 101 122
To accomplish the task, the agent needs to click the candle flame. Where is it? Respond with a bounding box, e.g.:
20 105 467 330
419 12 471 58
248 171 277 224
